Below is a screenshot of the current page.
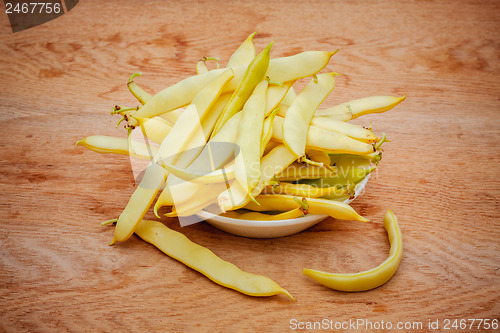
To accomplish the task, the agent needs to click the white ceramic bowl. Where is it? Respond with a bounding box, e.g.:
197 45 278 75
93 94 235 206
196 175 370 238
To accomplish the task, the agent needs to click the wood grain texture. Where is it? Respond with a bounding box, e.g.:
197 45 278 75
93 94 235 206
0 0 499 331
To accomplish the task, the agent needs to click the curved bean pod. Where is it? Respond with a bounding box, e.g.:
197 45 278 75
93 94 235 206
127 72 152 105
303 210 402 291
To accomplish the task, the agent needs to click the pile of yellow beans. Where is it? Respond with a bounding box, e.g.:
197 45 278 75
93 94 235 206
77 33 405 299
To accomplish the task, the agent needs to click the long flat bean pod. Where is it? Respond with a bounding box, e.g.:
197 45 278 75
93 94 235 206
135 220 293 299
283 73 337 159
273 116 375 155
234 79 268 194
212 42 272 136
309 117 378 143
314 95 406 120
76 135 158 160
303 210 402 291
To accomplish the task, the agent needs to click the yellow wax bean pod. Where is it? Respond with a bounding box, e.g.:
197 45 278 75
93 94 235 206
305 149 331 168
166 182 229 217
244 195 369 222
314 95 407 120
135 220 293 299
264 182 348 199
330 151 382 166
280 86 297 106
200 92 232 139
273 116 375 155
319 186 352 202
303 210 402 291
158 109 182 125
217 51 334 96
329 153 374 170
260 109 277 157
133 68 228 119
212 41 272 137
266 50 337 82
310 117 378 143
162 162 235 184
237 208 303 220
276 162 336 182
114 161 167 243
170 92 232 169
304 166 374 187
217 182 253 213
218 144 296 212
75 135 158 160
222 51 333 104
196 57 220 75
276 103 289 117
264 81 295 117
196 60 208 74
154 112 241 213
114 70 235 242
219 210 242 219
138 117 173 144
127 73 152 105
227 32 256 67
263 139 280 156
235 79 268 195
283 73 338 159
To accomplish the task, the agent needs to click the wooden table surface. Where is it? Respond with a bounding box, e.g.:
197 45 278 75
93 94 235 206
1 0 499 331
